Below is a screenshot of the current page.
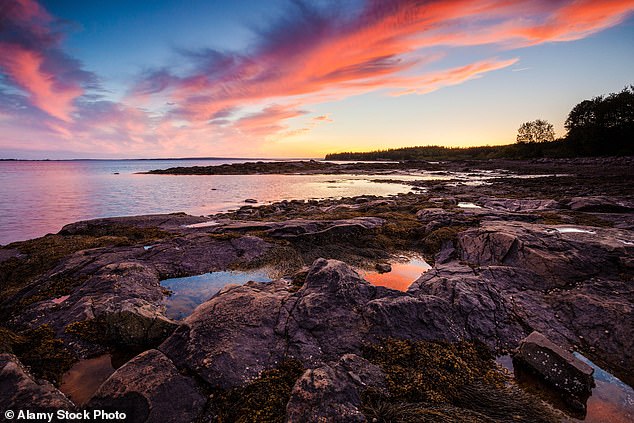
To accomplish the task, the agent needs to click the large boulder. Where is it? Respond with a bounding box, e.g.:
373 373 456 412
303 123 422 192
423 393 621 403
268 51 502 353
87 349 206 423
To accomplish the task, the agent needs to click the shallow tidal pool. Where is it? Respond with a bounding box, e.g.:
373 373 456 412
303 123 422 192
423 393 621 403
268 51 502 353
161 270 272 320
358 256 431 291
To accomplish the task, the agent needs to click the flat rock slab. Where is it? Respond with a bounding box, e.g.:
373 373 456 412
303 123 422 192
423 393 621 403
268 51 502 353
217 217 385 239
567 196 633 213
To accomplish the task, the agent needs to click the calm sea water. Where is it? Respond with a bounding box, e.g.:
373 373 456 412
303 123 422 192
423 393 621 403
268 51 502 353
0 159 414 245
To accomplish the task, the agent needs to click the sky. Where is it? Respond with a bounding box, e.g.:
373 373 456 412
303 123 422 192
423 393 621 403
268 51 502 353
0 0 633 159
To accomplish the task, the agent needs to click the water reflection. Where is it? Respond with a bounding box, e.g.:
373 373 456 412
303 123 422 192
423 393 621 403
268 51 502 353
161 270 272 320
359 257 430 291
0 160 413 244
59 354 114 406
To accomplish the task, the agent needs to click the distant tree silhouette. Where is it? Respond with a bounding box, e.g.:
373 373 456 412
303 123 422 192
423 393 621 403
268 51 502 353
516 119 555 144
326 86 633 161
565 86 634 155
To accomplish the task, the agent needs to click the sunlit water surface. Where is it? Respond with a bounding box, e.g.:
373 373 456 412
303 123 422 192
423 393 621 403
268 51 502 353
0 159 416 244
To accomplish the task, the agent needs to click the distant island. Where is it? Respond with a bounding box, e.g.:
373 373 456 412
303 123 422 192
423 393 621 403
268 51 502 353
326 86 634 161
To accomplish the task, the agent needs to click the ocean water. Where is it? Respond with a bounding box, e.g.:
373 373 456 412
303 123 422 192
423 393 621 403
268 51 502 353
0 159 414 245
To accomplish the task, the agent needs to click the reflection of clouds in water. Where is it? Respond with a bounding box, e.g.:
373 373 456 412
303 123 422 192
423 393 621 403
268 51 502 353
359 258 430 292
60 355 114 406
161 270 271 320
573 353 633 423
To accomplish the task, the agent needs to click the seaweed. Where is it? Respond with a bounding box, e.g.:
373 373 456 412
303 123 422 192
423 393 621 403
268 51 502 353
362 338 559 423
212 359 304 423
12 324 77 385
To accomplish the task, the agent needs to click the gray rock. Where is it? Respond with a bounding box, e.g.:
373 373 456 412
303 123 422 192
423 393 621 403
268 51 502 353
0 353 73 411
480 198 560 212
217 217 385 240
458 221 630 288
88 349 206 423
513 331 594 408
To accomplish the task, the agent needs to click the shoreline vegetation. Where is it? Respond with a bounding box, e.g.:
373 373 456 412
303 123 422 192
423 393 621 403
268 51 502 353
326 86 634 161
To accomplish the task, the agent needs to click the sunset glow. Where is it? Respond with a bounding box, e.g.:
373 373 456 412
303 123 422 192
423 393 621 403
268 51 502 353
1 0 633 158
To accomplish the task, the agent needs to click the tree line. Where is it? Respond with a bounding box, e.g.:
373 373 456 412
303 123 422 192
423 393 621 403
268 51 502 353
325 86 633 160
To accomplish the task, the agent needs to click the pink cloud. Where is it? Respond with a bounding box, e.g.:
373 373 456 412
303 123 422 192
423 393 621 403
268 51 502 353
0 0 91 122
0 43 82 121
233 105 308 138
130 0 633 145
1 0 633 156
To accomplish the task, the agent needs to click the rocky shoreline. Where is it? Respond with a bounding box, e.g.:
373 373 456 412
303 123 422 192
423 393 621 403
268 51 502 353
1 157 633 422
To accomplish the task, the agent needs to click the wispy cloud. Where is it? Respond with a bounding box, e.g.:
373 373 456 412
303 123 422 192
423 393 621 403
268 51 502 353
1 0 633 156
0 0 96 122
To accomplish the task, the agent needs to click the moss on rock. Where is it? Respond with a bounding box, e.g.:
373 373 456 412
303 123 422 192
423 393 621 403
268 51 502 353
12 324 77 385
362 338 559 423
213 359 304 423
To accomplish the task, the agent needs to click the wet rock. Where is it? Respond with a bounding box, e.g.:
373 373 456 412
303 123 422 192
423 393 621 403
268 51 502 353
513 331 594 410
0 353 73 411
244 198 258 203
88 349 206 423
